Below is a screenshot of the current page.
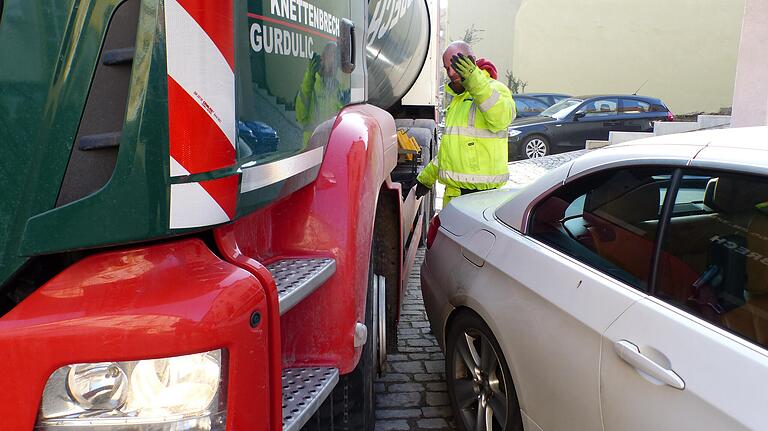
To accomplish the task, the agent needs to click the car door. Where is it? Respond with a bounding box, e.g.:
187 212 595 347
618 98 655 132
600 169 768 431
491 167 675 429
558 97 619 149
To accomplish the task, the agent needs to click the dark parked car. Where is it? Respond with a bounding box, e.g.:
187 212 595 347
508 95 674 159
524 92 571 106
512 95 551 118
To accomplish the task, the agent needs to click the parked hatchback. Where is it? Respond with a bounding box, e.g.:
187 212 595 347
422 127 768 431
508 95 674 159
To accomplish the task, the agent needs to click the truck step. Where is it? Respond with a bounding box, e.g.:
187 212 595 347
282 367 339 431
267 258 336 315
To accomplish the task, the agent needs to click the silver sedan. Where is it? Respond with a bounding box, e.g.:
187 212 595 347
421 127 768 431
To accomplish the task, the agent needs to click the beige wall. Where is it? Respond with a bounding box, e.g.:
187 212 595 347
513 0 745 114
447 0 522 81
731 0 768 127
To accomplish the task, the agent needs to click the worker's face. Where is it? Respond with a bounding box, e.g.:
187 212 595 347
442 48 464 93
321 44 338 77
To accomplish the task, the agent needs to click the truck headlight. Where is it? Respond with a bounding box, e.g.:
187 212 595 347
508 129 522 138
36 350 227 430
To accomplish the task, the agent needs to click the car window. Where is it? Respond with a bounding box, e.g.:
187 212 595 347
620 99 651 114
654 171 768 349
530 167 673 290
577 98 619 117
514 97 533 113
515 97 547 115
541 98 582 119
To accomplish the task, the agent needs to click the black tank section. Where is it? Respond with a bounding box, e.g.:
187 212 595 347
366 0 431 110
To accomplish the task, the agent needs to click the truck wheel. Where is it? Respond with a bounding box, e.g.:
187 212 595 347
332 245 379 430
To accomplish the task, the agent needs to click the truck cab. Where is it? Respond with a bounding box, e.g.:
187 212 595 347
0 0 438 429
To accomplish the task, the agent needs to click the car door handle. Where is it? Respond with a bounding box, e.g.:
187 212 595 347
614 340 685 390
603 121 621 127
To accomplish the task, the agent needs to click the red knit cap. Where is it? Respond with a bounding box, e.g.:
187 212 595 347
476 58 498 80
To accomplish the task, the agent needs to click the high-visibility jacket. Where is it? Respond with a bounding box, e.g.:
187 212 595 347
295 69 344 144
417 68 515 203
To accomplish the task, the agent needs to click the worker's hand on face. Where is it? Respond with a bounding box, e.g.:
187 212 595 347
415 181 431 199
301 54 321 93
309 53 321 74
450 53 477 82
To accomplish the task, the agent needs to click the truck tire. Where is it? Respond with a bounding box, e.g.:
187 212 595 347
331 244 379 431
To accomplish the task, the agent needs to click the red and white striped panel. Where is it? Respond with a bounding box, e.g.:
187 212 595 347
168 160 238 229
164 0 239 229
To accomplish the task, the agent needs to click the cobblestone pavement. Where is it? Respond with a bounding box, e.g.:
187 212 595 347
374 248 457 431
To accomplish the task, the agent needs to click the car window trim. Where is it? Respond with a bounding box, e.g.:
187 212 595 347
579 97 620 118
619 97 650 115
648 168 682 295
527 166 678 292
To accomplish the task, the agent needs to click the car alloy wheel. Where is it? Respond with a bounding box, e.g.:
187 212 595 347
524 137 548 159
447 312 523 431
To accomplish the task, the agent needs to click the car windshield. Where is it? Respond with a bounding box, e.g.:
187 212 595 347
541 99 583 119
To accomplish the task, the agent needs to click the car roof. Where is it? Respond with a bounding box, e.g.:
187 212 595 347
569 126 768 179
572 94 664 103
523 93 570 97
496 127 768 231
512 95 543 99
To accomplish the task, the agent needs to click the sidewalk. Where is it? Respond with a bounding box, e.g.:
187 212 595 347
374 248 456 431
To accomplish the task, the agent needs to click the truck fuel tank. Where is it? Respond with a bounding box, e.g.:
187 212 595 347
366 0 432 110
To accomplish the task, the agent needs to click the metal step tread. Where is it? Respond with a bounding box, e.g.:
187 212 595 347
267 258 336 315
282 367 339 431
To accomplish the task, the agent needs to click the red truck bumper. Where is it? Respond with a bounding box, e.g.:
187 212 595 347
0 239 275 430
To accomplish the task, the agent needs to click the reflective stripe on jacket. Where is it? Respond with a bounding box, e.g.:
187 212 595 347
417 68 515 192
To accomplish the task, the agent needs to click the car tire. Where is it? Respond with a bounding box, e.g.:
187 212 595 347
522 135 549 159
446 311 523 431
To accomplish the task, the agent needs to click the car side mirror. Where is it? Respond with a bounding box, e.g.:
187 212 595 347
573 112 586 121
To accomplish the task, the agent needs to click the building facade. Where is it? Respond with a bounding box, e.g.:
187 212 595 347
447 0 745 115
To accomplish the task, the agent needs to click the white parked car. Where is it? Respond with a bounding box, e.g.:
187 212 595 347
421 127 768 431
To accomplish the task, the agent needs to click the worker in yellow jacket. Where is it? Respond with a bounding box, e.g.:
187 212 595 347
416 41 516 206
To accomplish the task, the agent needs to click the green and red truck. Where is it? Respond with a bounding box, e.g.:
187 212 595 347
0 0 439 429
